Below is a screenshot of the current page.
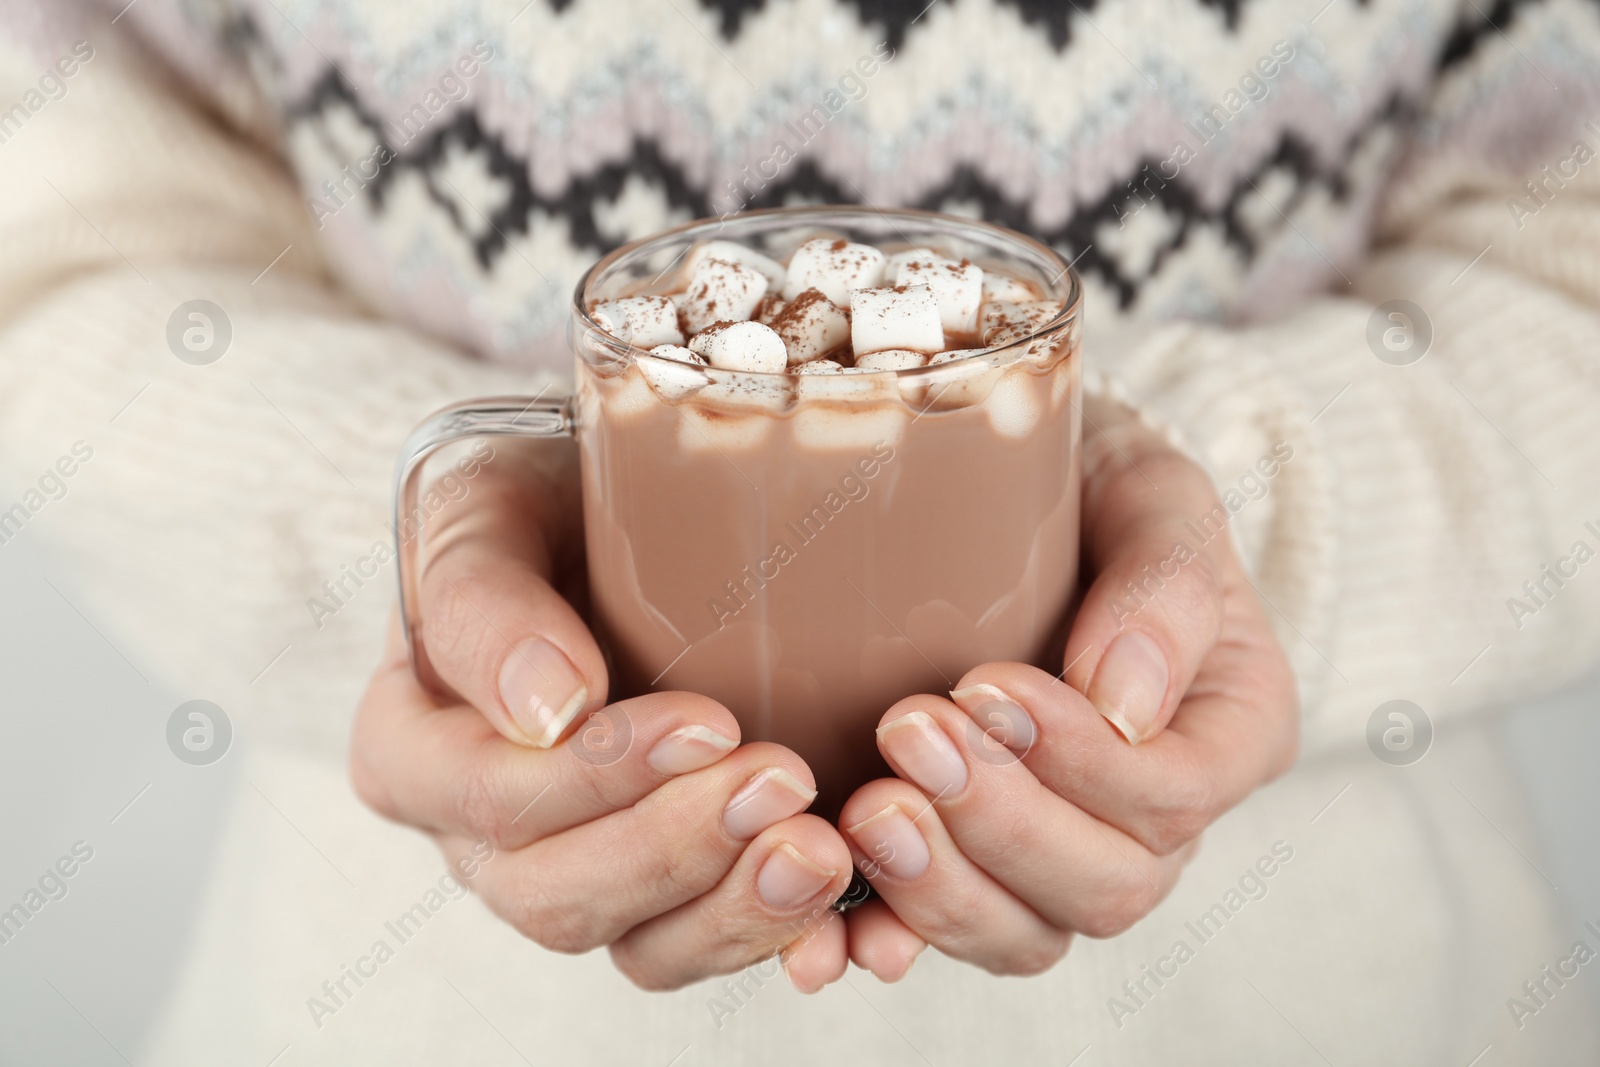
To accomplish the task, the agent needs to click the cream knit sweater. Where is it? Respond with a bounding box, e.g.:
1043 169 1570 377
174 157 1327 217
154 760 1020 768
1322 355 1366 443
2 0 1599 1063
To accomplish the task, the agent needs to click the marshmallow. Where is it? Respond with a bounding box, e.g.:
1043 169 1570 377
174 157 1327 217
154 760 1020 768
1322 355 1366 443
793 394 907 451
921 349 1002 410
590 296 683 348
855 348 926 372
688 320 788 373
676 407 771 452
981 272 1041 303
1017 332 1071 370
649 343 703 364
928 349 986 364
771 288 850 365
883 246 937 278
795 364 898 405
896 254 983 335
603 369 659 417
980 300 1060 347
983 368 1043 438
1050 357 1076 411
637 345 709 401
686 239 787 290
754 294 788 325
699 372 793 413
794 360 843 404
850 285 944 355
683 257 769 334
782 238 885 304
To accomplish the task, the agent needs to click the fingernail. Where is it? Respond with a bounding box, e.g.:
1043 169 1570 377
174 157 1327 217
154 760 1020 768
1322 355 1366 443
877 711 968 797
757 843 837 910
647 725 738 776
498 638 588 748
1088 632 1169 744
949 683 1037 756
846 804 930 881
723 768 817 840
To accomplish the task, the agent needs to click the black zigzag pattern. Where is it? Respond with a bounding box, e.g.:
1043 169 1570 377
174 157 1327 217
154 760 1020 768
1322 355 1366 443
1438 0 1522 69
672 0 1112 49
289 66 1412 309
993 0 1092 49
290 70 714 266
1434 0 1553 70
694 0 774 37
821 0 951 51
1195 0 1249 28
1433 0 1599 72
896 97 1409 306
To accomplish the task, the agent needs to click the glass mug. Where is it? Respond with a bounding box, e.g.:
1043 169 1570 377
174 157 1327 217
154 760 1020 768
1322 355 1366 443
395 206 1083 817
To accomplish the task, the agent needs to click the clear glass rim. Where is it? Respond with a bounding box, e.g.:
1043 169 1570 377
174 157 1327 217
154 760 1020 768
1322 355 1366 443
570 205 1083 380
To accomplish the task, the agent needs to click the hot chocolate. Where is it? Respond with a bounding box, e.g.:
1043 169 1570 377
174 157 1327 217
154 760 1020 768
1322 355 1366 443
573 216 1082 814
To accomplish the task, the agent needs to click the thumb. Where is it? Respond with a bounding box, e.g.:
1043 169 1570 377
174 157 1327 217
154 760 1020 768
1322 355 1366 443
1063 405 1227 744
413 438 608 747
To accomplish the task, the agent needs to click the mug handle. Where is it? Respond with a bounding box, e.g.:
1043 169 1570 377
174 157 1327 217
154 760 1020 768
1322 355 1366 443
392 394 575 693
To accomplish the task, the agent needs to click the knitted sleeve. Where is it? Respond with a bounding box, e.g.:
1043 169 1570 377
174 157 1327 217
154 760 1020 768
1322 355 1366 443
0 19 543 758
1086 0 1600 751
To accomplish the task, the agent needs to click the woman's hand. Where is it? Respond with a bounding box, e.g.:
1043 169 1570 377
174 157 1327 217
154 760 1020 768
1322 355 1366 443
834 394 1300 980
350 441 852 990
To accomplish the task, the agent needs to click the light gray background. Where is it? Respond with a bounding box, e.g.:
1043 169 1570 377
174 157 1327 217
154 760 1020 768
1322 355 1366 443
1 522 1597 1063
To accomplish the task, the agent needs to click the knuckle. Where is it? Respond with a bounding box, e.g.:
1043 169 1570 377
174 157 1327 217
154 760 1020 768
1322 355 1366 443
985 931 1071 976
530 920 600 955
504 878 600 954
1075 909 1126 941
967 804 1032 857
576 759 627 811
1101 548 1221 646
774 906 835 955
607 941 682 992
452 761 517 849
1162 556 1224 632
346 705 398 821
421 566 501 672
347 744 398 822
1080 874 1163 939
1144 771 1216 854
632 836 723 902
912 878 990 949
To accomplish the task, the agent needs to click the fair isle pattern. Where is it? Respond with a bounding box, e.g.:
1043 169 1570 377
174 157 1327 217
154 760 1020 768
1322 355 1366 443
139 0 1591 368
